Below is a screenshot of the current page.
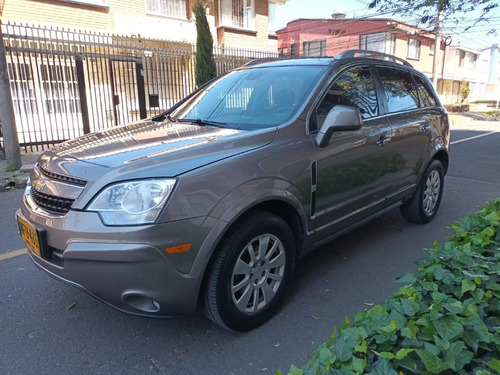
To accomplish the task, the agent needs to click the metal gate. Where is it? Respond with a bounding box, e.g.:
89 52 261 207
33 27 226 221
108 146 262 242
2 23 278 152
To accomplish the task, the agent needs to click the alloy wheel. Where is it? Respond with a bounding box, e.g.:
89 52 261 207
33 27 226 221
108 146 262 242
423 170 441 215
231 234 286 313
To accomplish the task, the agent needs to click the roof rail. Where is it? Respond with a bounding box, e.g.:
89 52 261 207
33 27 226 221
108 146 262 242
243 57 283 66
335 49 413 67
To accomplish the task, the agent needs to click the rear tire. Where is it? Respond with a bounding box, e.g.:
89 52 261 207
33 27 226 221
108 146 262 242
401 159 444 223
203 210 296 331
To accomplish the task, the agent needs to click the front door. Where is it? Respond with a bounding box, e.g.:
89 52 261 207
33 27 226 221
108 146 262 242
311 66 398 241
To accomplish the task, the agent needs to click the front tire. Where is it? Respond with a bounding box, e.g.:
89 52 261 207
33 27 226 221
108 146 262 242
401 159 444 223
203 210 296 331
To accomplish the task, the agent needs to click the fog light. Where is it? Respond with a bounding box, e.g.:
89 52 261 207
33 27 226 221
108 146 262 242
123 294 160 313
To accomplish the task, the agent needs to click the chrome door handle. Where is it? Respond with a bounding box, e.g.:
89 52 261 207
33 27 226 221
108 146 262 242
421 122 431 133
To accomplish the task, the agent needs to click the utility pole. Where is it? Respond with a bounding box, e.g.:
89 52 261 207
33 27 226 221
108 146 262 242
0 20 22 168
431 6 443 89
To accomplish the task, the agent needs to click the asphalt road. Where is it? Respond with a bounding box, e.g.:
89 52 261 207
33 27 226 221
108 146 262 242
1 124 499 375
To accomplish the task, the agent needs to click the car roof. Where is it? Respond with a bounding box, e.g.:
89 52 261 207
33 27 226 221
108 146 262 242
243 57 335 68
244 50 414 70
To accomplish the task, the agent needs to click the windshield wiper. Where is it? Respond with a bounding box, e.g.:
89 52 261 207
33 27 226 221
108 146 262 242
152 113 175 122
177 118 228 128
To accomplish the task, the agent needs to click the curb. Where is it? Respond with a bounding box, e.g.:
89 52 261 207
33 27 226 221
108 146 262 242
0 164 33 193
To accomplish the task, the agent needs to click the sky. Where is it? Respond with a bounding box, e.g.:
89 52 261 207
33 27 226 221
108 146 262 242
274 0 500 50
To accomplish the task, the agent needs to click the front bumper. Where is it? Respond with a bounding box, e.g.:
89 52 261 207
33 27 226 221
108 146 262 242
17 200 215 316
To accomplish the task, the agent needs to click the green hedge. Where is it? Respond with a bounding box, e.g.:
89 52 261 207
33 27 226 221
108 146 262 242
279 199 500 375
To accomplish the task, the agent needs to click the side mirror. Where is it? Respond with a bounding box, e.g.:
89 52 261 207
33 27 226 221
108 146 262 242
315 105 363 148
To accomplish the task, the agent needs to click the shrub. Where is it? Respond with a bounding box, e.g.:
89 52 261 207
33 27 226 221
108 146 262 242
193 2 216 87
279 198 500 375
459 81 470 104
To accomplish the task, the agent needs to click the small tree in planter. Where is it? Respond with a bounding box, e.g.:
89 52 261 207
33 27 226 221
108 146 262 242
193 2 217 87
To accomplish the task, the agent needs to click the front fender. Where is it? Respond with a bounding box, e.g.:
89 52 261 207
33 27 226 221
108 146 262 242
209 178 308 223
186 179 312 300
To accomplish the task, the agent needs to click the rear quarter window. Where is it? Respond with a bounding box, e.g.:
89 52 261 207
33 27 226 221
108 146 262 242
413 74 438 107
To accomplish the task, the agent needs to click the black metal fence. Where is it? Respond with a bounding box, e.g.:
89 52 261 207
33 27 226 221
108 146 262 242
2 23 278 152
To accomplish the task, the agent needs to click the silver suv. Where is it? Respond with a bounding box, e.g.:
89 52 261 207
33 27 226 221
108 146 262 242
17 50 449 331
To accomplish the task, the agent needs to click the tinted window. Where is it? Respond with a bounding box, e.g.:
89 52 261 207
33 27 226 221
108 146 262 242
413 74 437 107
315 66 378 129
378 67 419 113
171 65 327 129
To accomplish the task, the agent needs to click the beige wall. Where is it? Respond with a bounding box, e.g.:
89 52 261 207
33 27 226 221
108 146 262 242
3 0 277 50
3 0 198 41
216 0 277 50
392 32 441 77
3 0 112 32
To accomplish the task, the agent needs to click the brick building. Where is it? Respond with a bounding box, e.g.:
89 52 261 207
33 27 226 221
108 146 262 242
276 15 500 104
276 16 444 78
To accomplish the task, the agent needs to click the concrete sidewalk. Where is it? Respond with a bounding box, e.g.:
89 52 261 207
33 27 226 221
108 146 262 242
0 152 40 192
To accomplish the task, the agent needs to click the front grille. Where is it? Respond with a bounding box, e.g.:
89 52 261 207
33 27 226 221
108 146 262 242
39 165 87 187
31 189 75 214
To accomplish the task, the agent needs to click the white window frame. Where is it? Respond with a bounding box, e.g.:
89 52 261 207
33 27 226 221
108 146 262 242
268 2 277 33
146 0 186 19
56 0 109 8
407 38 421 60
359 32 396 55
303 40 326 57
467 52 477 69
219 0 255 30
458 50 466 68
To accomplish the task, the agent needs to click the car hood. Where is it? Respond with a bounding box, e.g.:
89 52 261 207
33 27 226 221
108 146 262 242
39 119 276 180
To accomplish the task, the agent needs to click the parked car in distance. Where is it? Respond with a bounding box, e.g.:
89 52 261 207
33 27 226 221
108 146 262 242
17 50 450 331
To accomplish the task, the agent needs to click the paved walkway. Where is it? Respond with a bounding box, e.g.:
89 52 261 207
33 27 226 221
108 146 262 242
449 114 500 132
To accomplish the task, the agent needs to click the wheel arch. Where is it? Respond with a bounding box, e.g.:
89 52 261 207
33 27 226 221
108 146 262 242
433 149 449 175
197 198 306 306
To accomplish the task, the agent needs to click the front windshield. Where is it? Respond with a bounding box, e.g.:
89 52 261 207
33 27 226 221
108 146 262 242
170 65 327 130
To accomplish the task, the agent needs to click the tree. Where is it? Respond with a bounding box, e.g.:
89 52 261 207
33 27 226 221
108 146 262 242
193 2 216 87
368 0 498 34
369 0 498 87
0 20 22 168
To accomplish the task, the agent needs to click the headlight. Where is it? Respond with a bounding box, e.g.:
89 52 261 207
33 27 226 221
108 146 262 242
87 179 176 225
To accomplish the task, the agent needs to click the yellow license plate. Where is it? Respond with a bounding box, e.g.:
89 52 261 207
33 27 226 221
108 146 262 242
18 216 41 257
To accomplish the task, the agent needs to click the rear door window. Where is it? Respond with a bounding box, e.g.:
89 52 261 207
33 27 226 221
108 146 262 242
378 67 419 113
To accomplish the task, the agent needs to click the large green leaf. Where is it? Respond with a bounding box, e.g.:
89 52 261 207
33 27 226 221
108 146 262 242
401 320 419 339
401 299 420 317
365 358 398 375
486 358 500 372
462 279 477 293
434 316 464 341
333 337 352 363
416 349 446 374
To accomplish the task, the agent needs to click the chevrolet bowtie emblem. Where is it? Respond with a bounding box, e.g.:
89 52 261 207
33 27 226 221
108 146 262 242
32 178 46 191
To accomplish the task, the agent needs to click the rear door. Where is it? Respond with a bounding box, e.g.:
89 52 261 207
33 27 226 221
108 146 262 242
376 67 436 205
